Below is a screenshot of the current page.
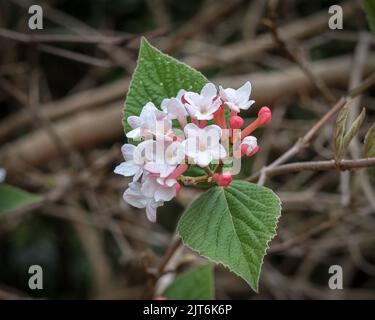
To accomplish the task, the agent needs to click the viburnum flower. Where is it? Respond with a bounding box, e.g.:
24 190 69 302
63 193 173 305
184 83 222 120
161 89 188 128
127 102 172 140
182 123 226 167
219 81 255 113
123 181 164 223
116 81 272 222
141 175 177 202
114 143 146 181
143 140 185 178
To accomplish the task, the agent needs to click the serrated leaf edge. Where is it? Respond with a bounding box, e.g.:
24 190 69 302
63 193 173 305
177 181 282 292
122 37 208 134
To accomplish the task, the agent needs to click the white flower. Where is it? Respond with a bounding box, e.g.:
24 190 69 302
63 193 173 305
219 81 255 113
0 168 6 183
143 140 185 178
156 177 178 188
241 136 258 156
161 90 188 119
114 143 145 181
141 175 176 202
182 123 226 167
184 83 221 120
127 102 172 140
123 181 164 223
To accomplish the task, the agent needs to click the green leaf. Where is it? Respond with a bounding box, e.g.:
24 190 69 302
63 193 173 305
0 184 41 216
364 121 375 157
177 180 281 292
162 264 214 300
363 0 375 36
342 108 366 153
334 100 351 161
123 37 208 134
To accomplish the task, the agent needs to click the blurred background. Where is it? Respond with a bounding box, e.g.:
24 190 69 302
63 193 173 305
0 0 375 299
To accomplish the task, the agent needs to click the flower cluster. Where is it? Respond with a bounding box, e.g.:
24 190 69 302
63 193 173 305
115 82 271 222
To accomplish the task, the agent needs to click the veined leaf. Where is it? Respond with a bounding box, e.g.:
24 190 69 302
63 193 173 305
162 264 214 300
123 37 208 134
0 184 41 216
177 180 281 292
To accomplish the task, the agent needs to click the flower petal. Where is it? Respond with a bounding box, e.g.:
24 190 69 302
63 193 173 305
196 151 212 167
114 161 139 177
201 83 217 99
240 99 255 111
123 185 147 208
126 127 141 139
184 123 200 138
121 144 135 161
154 185 176 201
236 81 252 103
128 116 140 129
207 97 222 114
145 204 157 223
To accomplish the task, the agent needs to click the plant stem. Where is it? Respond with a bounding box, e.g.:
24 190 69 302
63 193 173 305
256 157 375 179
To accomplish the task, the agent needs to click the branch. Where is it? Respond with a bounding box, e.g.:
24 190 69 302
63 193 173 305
260 158 375 178
251 72 375 184
141 236 183 299
264 1 336 103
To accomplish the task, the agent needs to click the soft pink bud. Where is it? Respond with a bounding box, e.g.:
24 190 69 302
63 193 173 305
230 115 244 129
213 172 232 186
258 106 272 125
247 145 260 157
241 136 259 157
240 144 249 155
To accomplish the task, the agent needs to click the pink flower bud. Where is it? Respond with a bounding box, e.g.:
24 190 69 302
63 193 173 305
213 172 232 186
240 144 249 155
247 145 259 157
241 136 259 157
230 115 244 129
258 106 272 125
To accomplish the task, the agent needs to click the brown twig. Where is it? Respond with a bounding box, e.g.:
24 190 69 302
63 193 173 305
257 157 375 178
141 235 183 299
251 73 375 185
264 6 336 103
38 44 114 68
0 27 132 44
